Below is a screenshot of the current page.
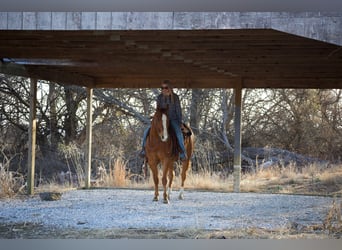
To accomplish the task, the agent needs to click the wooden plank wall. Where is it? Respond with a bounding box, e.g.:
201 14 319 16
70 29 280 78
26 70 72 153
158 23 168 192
0 12 341 45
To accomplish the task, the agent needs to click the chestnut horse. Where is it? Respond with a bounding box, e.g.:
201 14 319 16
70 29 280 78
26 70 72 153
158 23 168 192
145 107 194 204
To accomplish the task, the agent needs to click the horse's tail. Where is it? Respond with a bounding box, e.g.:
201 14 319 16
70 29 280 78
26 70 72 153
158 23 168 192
184 125 194 157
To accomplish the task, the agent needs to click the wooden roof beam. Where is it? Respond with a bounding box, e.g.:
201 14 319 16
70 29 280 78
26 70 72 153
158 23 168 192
0 61 95 87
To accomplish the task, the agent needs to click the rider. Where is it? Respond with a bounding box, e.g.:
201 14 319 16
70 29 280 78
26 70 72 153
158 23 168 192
139 80 187 161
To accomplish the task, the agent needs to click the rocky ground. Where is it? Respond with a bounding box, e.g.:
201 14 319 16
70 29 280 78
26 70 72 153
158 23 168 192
0 188 341 239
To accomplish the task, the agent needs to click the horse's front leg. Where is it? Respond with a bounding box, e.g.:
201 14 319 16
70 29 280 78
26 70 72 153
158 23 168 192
167 166 175 200
149 163 159 201
161 162 171 204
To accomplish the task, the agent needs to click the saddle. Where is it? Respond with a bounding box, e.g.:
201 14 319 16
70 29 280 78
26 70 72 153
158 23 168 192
181 123 192 137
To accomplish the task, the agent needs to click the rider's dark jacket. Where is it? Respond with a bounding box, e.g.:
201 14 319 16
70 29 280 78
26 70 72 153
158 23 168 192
156 93 182 126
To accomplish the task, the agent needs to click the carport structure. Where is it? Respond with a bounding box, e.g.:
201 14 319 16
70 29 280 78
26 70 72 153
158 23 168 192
0 12 342 194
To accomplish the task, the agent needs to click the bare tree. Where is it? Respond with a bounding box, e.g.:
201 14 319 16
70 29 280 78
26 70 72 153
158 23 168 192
1 72 341 181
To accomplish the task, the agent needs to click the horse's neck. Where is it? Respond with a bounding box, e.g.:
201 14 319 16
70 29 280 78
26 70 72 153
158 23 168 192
149 125 159 137
150 113 167 137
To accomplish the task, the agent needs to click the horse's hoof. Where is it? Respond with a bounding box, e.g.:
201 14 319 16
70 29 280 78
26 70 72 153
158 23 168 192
179 194 184 200
153 197 159 202
163 199 169 204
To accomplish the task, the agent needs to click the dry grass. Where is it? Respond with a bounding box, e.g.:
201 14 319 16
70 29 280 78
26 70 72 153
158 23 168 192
0 222 338 239
128 164 233 192
58 143 85 187
100 158 130 187
127 163 342 197
240 164 342 196
89 162 342 197
0 150 25 198
3 151 342 199
0 165 25 198
173 167 232 192
323 199 342 234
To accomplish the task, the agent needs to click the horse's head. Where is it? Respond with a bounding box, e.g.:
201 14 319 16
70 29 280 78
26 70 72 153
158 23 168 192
152 108 169 142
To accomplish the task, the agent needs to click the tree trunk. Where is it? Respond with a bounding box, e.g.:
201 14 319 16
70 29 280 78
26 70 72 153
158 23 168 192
190 89 201 134
64 86 79 144
48 82 58 150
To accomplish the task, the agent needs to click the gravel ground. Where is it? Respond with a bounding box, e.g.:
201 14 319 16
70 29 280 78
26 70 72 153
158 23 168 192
0 188 337 235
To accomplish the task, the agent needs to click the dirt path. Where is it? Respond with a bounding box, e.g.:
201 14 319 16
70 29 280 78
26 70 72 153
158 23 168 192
0 189 340 238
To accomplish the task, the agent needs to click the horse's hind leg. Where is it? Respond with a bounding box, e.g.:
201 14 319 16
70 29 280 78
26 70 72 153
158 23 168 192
149 163 159 201
179 159 190 200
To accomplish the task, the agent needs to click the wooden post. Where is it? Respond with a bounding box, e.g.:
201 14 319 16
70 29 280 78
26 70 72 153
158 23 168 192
233 82 242 192
27 78 37 195
85 87 93 188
